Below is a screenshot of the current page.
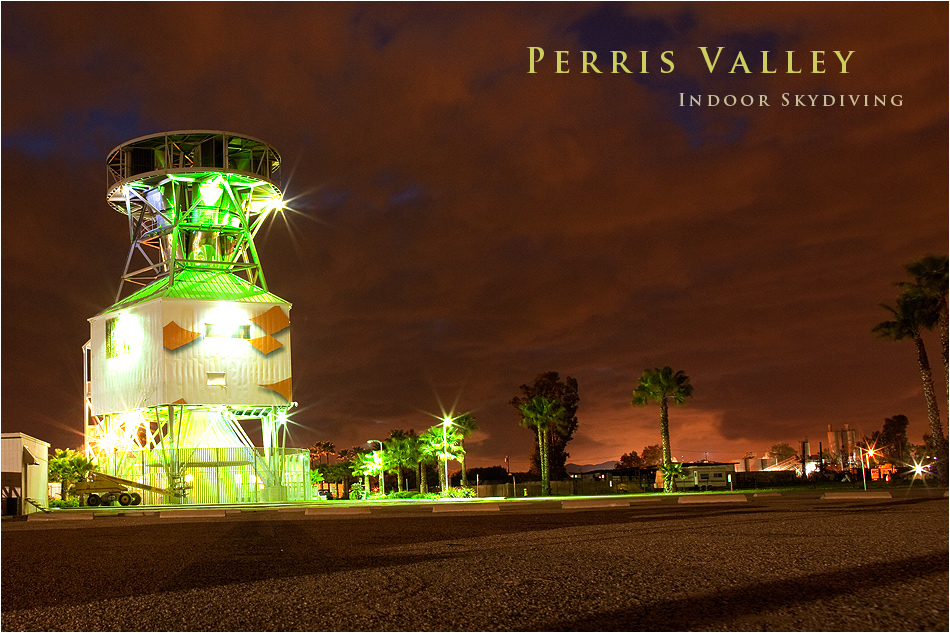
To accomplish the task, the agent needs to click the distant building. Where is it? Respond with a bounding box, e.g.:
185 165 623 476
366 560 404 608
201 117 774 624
574 467 658 492
1 433 50 515
738 452 777 472
827 424 858 469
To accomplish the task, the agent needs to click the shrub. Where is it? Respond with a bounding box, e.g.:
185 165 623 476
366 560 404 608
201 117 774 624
49 498 80 509
349 482 366 500
445 486 477 498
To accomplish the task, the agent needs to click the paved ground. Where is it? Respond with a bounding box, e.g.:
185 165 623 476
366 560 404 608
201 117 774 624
2 489 948 631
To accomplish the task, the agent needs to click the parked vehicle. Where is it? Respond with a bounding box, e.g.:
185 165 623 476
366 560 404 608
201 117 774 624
74 472 185 506
668 462 736 491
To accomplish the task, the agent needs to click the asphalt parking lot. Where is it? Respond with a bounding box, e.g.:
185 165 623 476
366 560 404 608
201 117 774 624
2 489 948 631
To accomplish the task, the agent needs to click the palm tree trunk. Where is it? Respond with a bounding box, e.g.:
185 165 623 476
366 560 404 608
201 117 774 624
913 334 948 480
538 426 549 496
547 427 553 493
660 397 673 493
461 440 468 487
939 297 948 402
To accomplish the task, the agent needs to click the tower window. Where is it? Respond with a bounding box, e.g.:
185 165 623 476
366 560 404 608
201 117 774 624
207 372 227 387
204 323 250 339
105 317 132 358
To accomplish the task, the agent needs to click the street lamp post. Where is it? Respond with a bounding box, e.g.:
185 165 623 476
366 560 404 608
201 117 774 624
856 446 876 491
442 416 452 492
857 446 866 491
368 440 385 496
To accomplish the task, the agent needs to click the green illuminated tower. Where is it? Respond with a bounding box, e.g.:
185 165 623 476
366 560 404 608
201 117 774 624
83 131 309 505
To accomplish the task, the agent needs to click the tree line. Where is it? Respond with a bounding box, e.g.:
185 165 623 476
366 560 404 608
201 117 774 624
873 254 948 481
309 412 479 499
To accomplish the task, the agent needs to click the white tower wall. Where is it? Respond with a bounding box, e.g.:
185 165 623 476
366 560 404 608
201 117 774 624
89 297 292 416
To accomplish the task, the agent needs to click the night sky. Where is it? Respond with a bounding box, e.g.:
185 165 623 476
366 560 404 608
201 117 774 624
2 3 947 470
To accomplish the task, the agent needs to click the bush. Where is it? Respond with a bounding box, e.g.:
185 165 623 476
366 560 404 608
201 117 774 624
444 486 476 498
49 498 80 509
349 482 366 500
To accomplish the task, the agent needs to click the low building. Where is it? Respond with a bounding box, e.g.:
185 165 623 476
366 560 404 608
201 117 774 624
664 461 737 491
1 433 50 515
574 467 659 493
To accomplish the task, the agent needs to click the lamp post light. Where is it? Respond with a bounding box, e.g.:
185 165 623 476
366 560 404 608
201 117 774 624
441 416 453 492
856 445 876 491
856 446 866 491
368 440 385 496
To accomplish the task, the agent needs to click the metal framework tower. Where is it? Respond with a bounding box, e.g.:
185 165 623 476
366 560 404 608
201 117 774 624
83 131 308 505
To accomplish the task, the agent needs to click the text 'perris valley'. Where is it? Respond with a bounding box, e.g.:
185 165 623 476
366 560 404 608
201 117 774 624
527 47 855 74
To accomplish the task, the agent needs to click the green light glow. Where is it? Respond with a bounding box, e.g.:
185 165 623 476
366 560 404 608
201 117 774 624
199 183 224 207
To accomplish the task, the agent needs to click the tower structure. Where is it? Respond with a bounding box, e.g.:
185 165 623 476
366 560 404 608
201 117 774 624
83 131 308 505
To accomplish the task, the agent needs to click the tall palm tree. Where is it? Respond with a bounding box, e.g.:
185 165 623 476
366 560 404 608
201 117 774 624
631 366 694 493
517 395 567 496
308 442 325 470
321 441 336 466
874 295 946 479
350 451 376 493
387 430 411 492
419 425 465 491
452 413 479 487
308 441 336 469
400 430 424 493
336 449 355 497
901 255 949 399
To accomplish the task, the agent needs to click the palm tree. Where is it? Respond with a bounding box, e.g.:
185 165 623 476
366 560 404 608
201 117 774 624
308 441 335 470
386 430 412 492
350 451 375 493
874 295 947 479
419 425 465 491
322 442 336 465
48 448 95 502
308 442 323 470
517 395 567 496
452 413 479 486
901 255 949 399
399 430 425 493
631 367 694 493
336 449 355 498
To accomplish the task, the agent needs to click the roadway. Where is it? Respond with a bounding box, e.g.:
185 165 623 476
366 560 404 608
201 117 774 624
2 489 947 631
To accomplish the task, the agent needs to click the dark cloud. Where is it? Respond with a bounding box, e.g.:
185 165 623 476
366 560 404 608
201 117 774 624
2 3 947 469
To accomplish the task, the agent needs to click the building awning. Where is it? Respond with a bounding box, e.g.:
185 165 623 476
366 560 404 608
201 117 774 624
22 446 40 466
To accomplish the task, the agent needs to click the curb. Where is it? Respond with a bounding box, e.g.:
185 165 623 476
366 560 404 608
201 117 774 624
561 499 631 509
678 495 748 504
822 492 892 500
432 503 500 513
159 510 227 518
305 508 372 516
27 512 95 521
